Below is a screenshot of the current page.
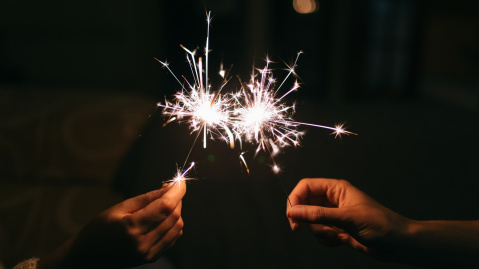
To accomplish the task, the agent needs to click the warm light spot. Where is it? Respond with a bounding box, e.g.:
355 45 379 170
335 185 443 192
293 0 319 14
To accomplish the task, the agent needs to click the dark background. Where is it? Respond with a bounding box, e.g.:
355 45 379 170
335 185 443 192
0 0 478 268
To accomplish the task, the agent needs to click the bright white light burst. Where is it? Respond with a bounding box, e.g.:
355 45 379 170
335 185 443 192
157 11 356 178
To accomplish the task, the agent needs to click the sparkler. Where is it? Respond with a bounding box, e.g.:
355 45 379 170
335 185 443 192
158 11 355 184
231 53 356 173
157 11 234 184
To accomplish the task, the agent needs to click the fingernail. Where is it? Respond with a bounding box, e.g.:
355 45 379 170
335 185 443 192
291 223 298 231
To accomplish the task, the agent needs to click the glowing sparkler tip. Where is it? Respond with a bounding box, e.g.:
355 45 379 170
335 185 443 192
154 57 169 68
331 123 357 138
273 165 280 174
206 11 212 25
164 162 196 186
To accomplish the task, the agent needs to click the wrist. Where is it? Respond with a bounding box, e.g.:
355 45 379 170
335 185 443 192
373 215 418 263
388 219 440 266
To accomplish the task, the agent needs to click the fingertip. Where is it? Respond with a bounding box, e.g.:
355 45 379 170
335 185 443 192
292 222 302 232
175 180 187 192
291 222 297 231
288 205 303 219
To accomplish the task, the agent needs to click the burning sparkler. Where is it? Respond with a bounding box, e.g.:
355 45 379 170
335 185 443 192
230 53 356 173
156 12 235 151
157 11 355 183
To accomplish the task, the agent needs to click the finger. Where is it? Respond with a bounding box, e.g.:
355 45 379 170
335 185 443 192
288 217 302 232
287 198 301 232
309 223 345 235
288 205 352 228
342 235 369 255
308 224 348 247
120 187 170 214
148 218 184 259
143 201 182 237
145 214 183 250
134 181 186 223
288 178 350 208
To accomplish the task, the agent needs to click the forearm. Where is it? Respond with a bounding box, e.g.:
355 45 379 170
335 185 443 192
397 220 479 267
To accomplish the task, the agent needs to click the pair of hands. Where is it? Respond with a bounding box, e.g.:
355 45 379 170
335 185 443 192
38 182 186 269
38 177 478 268
40 177 402 268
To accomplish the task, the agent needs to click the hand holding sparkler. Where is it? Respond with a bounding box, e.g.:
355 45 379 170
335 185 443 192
37 182 186 269
287 178 479 267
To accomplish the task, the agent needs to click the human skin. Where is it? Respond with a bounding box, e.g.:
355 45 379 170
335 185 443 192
287 178 479 268
37 182 186 269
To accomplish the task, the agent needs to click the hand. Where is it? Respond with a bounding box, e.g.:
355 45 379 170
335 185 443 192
287 178 411 261
38 182 186 269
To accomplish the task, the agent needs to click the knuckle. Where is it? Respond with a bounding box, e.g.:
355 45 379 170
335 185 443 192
312 207 325 222
135 241 151 260
175 218 184 230
171 209 181 220
159 199 176 214
122 216 142 236
135 238 159 263
337 179 350 186
126 226 142 239
299 178 311 184
122 214 135 227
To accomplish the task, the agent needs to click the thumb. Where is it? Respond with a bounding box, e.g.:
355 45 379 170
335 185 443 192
287 205 352 228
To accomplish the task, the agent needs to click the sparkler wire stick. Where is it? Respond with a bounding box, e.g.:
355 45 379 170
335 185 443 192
206 11 211 93
276 172 293 208
274 51 302 95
